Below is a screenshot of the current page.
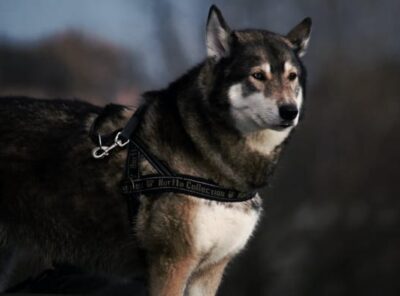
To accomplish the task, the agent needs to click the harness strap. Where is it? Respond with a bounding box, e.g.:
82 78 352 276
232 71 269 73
128 137 173 177
121 138 255 203
121 175 254 202
90 102 256 223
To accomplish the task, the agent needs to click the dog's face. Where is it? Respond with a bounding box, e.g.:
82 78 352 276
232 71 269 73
206 6 312 134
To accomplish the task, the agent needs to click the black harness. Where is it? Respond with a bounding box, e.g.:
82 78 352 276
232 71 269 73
90 103 256 220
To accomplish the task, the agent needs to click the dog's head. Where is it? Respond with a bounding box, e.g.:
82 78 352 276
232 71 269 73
205 5 312 134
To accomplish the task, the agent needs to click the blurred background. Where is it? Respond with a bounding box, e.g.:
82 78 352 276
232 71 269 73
0 0 399 295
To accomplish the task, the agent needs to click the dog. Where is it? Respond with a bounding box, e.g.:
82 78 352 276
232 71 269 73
0 5 311 295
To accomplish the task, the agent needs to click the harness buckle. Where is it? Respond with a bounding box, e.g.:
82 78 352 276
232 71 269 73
92 132 130 159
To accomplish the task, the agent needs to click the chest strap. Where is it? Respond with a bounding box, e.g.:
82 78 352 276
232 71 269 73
120 137 255 203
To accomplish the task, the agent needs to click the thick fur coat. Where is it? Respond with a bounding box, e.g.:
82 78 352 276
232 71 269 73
0 6 311 295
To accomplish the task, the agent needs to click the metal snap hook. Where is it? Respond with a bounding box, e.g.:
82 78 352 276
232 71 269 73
92 146 110 159
92 132 130 159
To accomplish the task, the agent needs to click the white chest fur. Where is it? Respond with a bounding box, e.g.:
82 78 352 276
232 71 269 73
192 198 260 267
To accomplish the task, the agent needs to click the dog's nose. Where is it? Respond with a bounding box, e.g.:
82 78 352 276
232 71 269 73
279 104 298 121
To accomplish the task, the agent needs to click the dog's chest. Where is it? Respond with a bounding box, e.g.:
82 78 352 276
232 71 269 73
192 200 260 266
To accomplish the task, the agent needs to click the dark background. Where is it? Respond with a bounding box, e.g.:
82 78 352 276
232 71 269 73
0 0 399 295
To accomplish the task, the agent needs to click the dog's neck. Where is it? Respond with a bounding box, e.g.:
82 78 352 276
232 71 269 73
136 64 292 191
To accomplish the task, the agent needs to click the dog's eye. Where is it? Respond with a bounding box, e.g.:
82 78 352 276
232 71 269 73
251 72 266 81
288 72 297 81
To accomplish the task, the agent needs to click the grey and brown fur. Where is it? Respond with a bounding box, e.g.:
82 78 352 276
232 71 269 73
0 5 312 295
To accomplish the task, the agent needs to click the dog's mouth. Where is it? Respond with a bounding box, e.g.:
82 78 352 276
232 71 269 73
270 121 294 131
279 121 293 128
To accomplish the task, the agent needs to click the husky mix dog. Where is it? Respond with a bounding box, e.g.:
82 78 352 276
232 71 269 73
0 5 311 296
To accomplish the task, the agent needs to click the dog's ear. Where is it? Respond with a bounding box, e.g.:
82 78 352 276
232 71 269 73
206 5 231 60
286 17 312 57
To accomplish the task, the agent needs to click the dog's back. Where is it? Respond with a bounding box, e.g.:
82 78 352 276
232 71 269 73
0 97 99 163
0 97 101 220
0 97 143 278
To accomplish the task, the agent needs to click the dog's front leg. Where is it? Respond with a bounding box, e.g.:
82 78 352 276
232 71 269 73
148 255 197 296
185 257 230 296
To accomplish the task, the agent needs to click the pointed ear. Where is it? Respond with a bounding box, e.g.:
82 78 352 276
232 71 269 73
206 5 231 60
286 17 312 57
